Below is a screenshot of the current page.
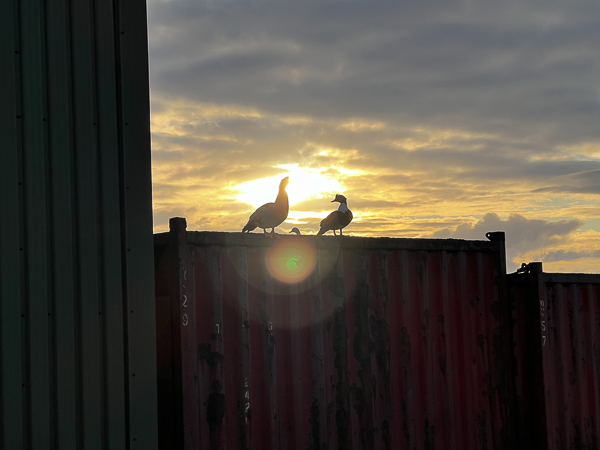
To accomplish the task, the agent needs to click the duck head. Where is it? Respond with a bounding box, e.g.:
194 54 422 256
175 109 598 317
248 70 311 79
280 177 290 190
331 194 347 204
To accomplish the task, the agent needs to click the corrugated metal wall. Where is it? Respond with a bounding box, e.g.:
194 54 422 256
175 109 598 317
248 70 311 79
0 0 157 448
509 264 600 450
155 218 515 449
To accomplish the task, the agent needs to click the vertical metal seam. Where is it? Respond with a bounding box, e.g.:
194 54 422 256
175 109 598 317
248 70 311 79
15 0 33 446
11 0 27 447
88 0 110 445
65 0 85 446
65 2 79 447
110 0 131 446
40 0 59 446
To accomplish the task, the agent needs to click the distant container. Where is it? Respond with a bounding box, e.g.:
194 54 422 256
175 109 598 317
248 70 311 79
509 264 600 450
155 218 516 449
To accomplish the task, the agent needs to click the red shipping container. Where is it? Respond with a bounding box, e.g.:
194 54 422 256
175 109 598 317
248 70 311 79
155 217 516 449
509 263 600 450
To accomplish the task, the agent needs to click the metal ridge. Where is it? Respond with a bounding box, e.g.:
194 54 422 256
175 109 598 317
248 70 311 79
176 230 503 252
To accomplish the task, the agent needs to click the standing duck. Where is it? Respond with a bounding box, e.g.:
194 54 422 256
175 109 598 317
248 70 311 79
317 194 353 236
242 177 289 234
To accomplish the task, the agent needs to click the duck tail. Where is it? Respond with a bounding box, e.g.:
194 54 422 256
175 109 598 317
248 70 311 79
317 228 325 236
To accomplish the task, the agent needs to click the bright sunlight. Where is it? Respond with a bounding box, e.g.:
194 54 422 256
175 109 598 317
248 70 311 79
235 164 343 208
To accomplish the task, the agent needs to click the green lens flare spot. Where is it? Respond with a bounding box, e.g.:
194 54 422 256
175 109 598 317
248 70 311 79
266 239 317 284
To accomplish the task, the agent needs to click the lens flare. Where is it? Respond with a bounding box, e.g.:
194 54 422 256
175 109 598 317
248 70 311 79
266 237 317 283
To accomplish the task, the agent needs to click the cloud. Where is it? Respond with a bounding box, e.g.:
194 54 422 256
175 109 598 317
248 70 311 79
532 169 600 195
434 212 582 258
539 249 600 262
433 213 589 271
149 1 600 144
147 0 600 272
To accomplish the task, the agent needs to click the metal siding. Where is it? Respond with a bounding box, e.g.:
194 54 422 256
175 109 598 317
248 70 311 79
156 221 516 449
509 267 600 450
117 0 158 446
543 280 600 449
20 1 52 447
70 0 104 446
94 0 128 446
46 0 78 447
0 0 157 448
0 0 24 448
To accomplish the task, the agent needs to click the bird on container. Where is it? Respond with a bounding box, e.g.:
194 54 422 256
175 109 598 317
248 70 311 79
242 177 289 234
289 227 302 235
317 194 353 236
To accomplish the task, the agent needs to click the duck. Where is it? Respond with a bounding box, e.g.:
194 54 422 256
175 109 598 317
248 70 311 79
242 177 289 234
289 227 301 235
317 194 353 236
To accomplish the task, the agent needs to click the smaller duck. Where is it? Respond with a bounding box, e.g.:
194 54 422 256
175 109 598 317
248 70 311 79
317 194 353 236
289 227 302 235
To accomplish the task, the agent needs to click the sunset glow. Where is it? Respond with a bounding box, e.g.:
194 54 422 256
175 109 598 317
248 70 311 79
235 164 343 208
148 1 600 273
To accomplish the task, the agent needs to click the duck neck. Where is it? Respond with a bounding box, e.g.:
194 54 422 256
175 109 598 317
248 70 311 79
338 202 348 213
276 188 288 205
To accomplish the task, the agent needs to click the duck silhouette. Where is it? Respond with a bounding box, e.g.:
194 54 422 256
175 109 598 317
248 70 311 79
242 177 289 234
317 194 353 236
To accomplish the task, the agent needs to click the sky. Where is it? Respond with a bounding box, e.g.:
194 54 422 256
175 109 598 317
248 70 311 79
147 0 600 273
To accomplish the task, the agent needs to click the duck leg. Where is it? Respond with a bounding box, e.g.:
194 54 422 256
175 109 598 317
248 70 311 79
333 230 337 236
340 229 343 236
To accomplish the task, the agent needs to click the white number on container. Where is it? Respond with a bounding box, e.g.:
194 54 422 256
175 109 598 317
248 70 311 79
244 377 250 424
540 299 546 346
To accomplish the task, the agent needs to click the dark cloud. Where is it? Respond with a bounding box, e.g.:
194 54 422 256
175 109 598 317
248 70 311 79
434 212 582 251
540 249 600 262
433 212 586 271
532 169 600 195
149 0 600 144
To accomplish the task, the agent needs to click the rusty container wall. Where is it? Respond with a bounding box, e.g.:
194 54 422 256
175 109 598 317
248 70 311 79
509 264 600 450
155 218 516 450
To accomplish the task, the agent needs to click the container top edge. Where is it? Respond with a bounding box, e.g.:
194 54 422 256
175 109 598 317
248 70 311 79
176 230 502 252
543 273 600 284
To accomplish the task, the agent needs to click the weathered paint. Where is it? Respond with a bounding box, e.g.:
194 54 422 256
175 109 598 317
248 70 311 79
155 218 516 449
509 264 600 450
0 0 157 448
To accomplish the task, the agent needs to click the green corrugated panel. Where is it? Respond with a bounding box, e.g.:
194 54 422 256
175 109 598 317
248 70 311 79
0 0 24 448
71 0 104 447
45 0 78 447
20 0 52 444
117 1 159 447
94 0 129 447
1 0 157 448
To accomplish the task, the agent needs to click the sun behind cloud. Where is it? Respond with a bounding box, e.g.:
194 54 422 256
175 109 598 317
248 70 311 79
235 164 343 208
